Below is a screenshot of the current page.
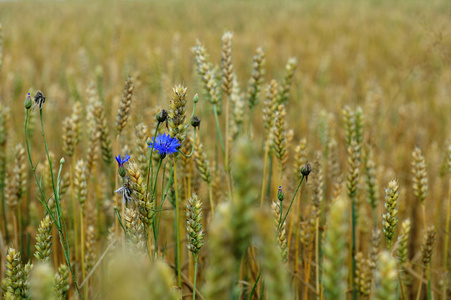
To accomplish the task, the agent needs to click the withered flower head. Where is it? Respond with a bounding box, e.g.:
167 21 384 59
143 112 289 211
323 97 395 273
191 115 201 129
33 90 46 110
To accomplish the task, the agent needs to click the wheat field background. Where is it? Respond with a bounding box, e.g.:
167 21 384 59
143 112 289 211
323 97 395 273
0 0 451 299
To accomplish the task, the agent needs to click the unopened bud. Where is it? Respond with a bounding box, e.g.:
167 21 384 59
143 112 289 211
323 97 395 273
277 186 285 201
193 93 199 104
118 166 127 177
24 93 32 109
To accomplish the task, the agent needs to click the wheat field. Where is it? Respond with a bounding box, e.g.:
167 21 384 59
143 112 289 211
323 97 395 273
0 0 451 299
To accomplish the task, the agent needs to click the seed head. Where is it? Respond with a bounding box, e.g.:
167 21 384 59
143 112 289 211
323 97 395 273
191 115 201 129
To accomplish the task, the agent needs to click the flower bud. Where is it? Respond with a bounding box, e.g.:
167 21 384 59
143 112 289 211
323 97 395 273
60 158 65 165
193 93 199 104
24 93 32 109
118 166 127 177
277 186 285 201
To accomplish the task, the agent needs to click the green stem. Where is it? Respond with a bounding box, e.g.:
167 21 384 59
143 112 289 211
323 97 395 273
260 141 270 206
193 256 198 300
174 156 182 287
443 178 451 300
247 107 254 140
150 158 163 255
146 123 160 197
279 175 304 231
113 207 126 233
212 104 225 158
25 108 82 299
179 129 197 158
351 196 357 300
156 164 174 243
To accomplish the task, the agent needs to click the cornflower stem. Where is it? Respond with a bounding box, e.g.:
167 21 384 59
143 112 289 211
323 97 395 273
70 156 79 264
260 141 270 206
179 128 197 158
151 158 163 254
113 207 126 233
278 175 304 232
184 101 198 131
351 195 357 300
212 104 225 158
156 164 174 246
444 178 451 300
174 156 182 287
146 123 161 197
287 187 301 256
25 108 82 299
193 255 199 300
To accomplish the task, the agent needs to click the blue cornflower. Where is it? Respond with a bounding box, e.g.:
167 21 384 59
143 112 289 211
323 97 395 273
115 153 131 167
148 133 181 157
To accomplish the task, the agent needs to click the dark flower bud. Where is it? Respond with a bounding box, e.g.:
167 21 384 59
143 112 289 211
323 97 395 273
159 152 167 160
156 109 168 123
277 186 285 201
191 115 201 129
24 93 32 110
118 166 127 177
301 163 312 182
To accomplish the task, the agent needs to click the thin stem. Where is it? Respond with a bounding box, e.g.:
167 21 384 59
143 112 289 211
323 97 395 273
416 270 423 300
179 129 197 158
225 94 230 173
25 109 82 298
260 141 270 207
193 256 198 300
113 207 126 233
174 156 182 287
146 123 161 197
444 178 451 300
351 196 357 300
247 107 254 139
151 158 163 254
208 184 215 215
212 104 225 158
156 164 174 244
279 175 304 231
80 210 85 291
315 218 320 299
